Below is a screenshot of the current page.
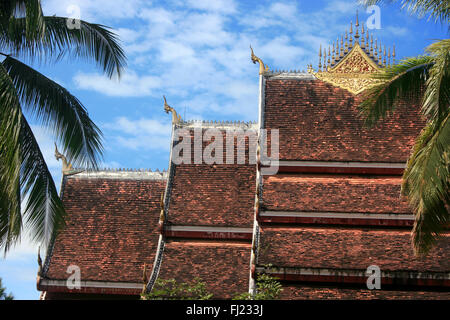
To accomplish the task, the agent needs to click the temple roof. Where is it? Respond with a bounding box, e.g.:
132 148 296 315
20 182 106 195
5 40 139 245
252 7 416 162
258 226 450 273
263 78 425 162
157 240 251 299
262 174 411 214
39 172 166 292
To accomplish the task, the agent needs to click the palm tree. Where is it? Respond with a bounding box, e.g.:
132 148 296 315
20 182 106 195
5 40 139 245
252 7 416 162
0 277 13 300
0 0 126 253
358 0 449 255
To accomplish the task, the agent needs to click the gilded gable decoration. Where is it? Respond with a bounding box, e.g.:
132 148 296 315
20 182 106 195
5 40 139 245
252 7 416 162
308 11 396 95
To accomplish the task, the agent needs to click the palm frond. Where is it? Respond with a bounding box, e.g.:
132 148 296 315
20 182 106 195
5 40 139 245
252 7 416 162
0 62 22 252
403 113 450 255
1 16 126 78
19 115 66 247
359 56 433 126
422 39 450 122
2 56 104 169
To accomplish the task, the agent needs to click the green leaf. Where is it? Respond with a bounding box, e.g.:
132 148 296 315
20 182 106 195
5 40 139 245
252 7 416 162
1 16 126 78
19 115 66 247
359 55 433 127
2 56 104 169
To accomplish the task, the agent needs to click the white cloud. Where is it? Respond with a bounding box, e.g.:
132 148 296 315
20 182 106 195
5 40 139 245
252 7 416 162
185 0 237 14
103 117 172 151
42 0 145 21
73 70 162 97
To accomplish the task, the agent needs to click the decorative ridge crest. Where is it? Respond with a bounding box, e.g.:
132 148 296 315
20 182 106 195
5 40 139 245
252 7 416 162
307 11 396 95
178 119 259 129
66 168 168 180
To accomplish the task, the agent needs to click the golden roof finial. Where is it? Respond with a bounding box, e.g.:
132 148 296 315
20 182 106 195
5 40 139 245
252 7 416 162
250 45 269 75
344 31 349 53
366 31 370 52
163 96 182 124
393 44 396 64
370 35 374 57
327 46 331 68
388 47 391 66
378 42 382 64
318 44 322 71
360 24 365 48
374 39 378 61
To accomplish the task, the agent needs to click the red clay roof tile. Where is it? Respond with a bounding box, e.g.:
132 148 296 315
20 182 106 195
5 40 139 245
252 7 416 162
263 174 411 214
45 176 165 283
157 240 251 299
264 79 425 162
258 226 450 272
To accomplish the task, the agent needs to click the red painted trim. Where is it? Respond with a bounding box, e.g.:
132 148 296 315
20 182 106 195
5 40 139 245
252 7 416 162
267 272 450 287
259 215 414 227
164 230 253 241
277 166 404 175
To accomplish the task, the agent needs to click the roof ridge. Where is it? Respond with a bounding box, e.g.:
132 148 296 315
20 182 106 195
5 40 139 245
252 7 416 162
66 169 168 180
178 120 259 129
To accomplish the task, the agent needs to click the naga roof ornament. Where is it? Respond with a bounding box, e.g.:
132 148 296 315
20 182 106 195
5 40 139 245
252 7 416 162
250 45 269 75
163 95 182 124
308 11 396 95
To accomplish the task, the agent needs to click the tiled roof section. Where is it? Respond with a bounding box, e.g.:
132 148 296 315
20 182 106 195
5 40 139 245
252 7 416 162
157 240 251 299
258 226 450 272
280 285 450 300
45 175 166 283
263 174 411 214
167 127 256 227
168 164 255 227
264 79 425 162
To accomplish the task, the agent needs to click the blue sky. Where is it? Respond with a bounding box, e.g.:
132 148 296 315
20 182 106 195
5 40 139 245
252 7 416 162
0 0 448 300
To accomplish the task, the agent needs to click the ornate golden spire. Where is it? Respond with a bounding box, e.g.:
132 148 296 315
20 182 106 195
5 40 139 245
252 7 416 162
393 44 396 64
361 24 365 48
349 22 353 47
308 11 395 94
332 41 336 65
355 11 360 40
327 46 331 69
344 31 349 54
374 38 378 61
388 47 391 66
370 35 374 57
250 45 269 75
318 44 322 71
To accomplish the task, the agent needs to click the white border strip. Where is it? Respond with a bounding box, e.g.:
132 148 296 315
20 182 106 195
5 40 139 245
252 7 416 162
67 171 168 180
260 211 415 221
166 225 253 233
256 267 450 280
276 161 406 168
40 279 142 290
